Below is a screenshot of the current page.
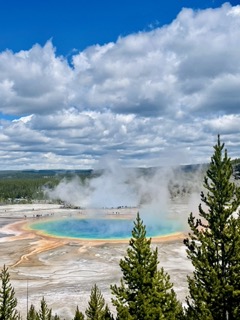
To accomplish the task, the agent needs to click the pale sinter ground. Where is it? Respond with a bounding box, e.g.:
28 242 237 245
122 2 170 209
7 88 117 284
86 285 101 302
0 203 193 319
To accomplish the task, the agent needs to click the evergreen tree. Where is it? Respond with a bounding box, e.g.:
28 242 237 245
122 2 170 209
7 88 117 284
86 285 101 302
73 306 84 320
85 284 106 320
0 264 19 320
111 213 183 320
184 135 240 319
27 304 37 320
36 297 52 320
103 305 114 320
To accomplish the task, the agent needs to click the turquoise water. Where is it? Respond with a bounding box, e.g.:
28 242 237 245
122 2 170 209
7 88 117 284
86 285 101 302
29 218 180 240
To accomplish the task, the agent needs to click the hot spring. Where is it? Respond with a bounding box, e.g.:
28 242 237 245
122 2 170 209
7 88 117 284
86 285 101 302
29 216 182 240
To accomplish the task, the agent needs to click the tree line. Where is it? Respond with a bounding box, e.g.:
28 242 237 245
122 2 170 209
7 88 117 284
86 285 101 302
0 136 240 319
0 171 91 203
0 178 57 203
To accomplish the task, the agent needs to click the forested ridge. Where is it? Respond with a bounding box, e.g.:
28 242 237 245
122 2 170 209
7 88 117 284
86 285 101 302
0 159 240 204
0 170 92 203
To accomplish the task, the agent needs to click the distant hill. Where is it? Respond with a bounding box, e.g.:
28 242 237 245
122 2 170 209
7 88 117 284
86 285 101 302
0 161 237 181
0 169 93 180
0 160 239 204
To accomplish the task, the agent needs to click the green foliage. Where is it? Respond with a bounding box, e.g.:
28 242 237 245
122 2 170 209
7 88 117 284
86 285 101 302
27 300 60 320
103 305 114 320
73 306 85 320
184 135 240 319
0 170 92 203
36 297 52 320
85 284 106 320
111 213 183 320
0 265 19 320
0 178 53 202
27 304 37 320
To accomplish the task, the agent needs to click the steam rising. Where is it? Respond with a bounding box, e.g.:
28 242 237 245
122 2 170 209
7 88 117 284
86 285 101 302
44 159 205 232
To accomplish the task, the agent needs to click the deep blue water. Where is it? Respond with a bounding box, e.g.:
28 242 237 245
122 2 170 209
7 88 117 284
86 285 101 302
29 218 180 240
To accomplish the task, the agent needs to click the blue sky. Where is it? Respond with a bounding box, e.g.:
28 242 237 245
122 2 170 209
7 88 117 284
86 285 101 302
0 1 240 170
0 1 233 55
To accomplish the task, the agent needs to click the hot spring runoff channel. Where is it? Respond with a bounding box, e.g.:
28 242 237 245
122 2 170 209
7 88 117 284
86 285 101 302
29 217 181 240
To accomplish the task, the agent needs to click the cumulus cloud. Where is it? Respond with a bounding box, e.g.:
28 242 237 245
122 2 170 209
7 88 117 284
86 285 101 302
0 4 240 169
0 41 71 115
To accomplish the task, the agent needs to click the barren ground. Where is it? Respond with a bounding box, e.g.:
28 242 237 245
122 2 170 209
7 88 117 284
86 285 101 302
0 203 192 319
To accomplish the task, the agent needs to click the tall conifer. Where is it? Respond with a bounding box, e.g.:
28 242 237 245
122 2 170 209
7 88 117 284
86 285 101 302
184 135 240 319
85 284 106 320
36 297 52 320
73 306 85 320
0 265 19 320
27 304 37 320
111 212 183 320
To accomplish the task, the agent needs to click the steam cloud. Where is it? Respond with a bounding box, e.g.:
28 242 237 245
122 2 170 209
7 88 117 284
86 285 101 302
44 158 205 232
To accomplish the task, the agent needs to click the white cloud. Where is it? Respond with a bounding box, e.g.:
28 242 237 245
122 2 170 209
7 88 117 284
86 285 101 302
0 41 72 115
204 114 240 133
12 114 33 124
227 5 240 16
0 4 240 169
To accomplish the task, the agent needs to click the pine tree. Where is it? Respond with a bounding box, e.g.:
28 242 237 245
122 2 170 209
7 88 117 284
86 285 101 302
85 284 106 320
36 297 52 320
184 135 240 319
111 212 183 320
0 264 19 320
73 306 85 320
27 304 37 320
103 305 114 320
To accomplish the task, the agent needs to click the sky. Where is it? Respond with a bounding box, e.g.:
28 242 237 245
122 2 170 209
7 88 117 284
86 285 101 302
0 0 240 170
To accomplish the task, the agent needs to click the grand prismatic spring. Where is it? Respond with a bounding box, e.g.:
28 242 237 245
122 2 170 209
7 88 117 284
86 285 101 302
28 216 182 240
